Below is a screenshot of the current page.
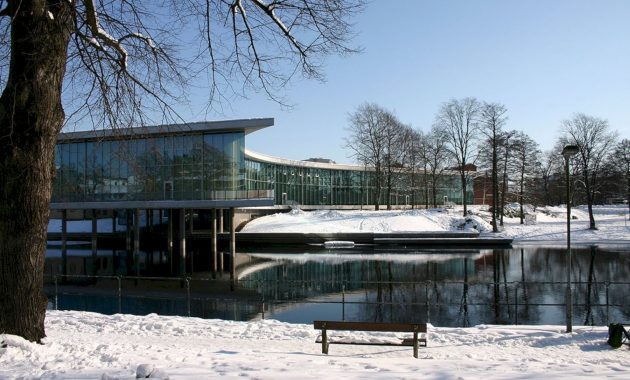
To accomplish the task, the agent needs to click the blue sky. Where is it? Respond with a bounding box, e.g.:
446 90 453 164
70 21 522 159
193 0 630 163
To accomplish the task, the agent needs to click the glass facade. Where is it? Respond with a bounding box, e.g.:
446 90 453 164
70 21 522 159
52 120 472 208
53 132 246 202
245 156 473 207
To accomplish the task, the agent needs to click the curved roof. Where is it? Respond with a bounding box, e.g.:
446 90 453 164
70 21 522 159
245 149 367 171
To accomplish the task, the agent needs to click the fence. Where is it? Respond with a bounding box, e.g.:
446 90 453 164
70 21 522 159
44 274 630 327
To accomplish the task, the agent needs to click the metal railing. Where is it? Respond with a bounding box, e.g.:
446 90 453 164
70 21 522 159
44 274 630 327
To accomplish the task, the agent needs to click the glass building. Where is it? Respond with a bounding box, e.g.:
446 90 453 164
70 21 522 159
49 118 474 277
52 118 472 210
244 150 473 208
52 119 275 210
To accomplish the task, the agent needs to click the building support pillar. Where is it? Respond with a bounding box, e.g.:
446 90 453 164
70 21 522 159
61 209 67 278
125 210 132 255
179 208 186 276
230 207 236 281
167 209 173 275
211 208 217 278
218 209 224 233
134 208 140 277
91 209 98 275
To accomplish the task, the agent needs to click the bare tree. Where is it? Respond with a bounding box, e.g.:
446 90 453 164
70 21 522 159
434 97 481 216
512 131 540 224
0 0 364 342
534 147 566 207
480 102 507 232
425 125 451 208
381 111 408 209
559 113 618 229
345 103 388 209
498 131 516 226
405 129 426 208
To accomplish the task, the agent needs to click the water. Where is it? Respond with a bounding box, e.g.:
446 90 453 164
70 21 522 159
45 245 630 327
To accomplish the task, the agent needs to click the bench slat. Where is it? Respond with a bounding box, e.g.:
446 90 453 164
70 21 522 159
314 320 426 333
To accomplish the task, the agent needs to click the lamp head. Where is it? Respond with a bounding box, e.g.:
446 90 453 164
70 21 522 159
562 145 579 159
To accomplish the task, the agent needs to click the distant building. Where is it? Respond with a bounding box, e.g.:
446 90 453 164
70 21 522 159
305 157 336 164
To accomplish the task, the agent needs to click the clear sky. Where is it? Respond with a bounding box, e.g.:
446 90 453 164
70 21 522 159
202 0 630 162
171 1 630 163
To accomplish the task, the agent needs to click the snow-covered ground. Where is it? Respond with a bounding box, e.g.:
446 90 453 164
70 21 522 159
9 204 625 379
241 204 630 245
1 311 629 379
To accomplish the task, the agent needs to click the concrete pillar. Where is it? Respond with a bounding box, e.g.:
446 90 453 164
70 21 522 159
134 208 140 277
125 210 132 255
167 209 173 275
61 209 67 278
211 208 217 278
179 208 186 276
230 207 236 280
218 209 224 233
91 209 97 275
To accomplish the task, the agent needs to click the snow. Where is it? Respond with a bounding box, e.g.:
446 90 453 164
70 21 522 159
241 204 630 246
17 204 628 378
1 311 629 379
241 208 491 234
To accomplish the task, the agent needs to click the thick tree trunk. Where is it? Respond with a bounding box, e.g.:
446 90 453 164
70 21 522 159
0 0 73 342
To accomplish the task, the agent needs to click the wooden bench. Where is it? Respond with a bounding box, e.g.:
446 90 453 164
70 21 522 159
313 321 427 358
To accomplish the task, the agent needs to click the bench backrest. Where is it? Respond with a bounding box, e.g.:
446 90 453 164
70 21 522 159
314 320 426 333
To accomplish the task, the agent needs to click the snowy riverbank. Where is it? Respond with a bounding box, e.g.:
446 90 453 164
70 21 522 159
241 204 630 245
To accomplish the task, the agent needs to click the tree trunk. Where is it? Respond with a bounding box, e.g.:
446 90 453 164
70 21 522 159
499 144 509 226
461 170 468 216
424 164 437 210
0 0 73 342
519 160 525 225
492 140 498 232
431 173 437 208
374 166 381 210
583 170 597 230
386 171 392 210
492 148 499 232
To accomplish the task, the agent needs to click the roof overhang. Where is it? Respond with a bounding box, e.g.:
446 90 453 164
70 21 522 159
57 118 274 143
50 198 274 210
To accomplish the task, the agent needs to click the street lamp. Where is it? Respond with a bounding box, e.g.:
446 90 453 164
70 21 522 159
562 144 579 333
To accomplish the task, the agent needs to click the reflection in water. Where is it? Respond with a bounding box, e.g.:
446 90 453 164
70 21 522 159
45 245 630 327
237 246 630 327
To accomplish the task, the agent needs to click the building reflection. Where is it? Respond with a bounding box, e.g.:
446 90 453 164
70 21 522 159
44 246 630 326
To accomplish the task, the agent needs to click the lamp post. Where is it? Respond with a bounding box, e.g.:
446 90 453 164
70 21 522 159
562 144 579 333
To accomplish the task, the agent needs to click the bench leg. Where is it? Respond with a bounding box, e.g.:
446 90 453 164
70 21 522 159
413 332 418 358
322 329 329 354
